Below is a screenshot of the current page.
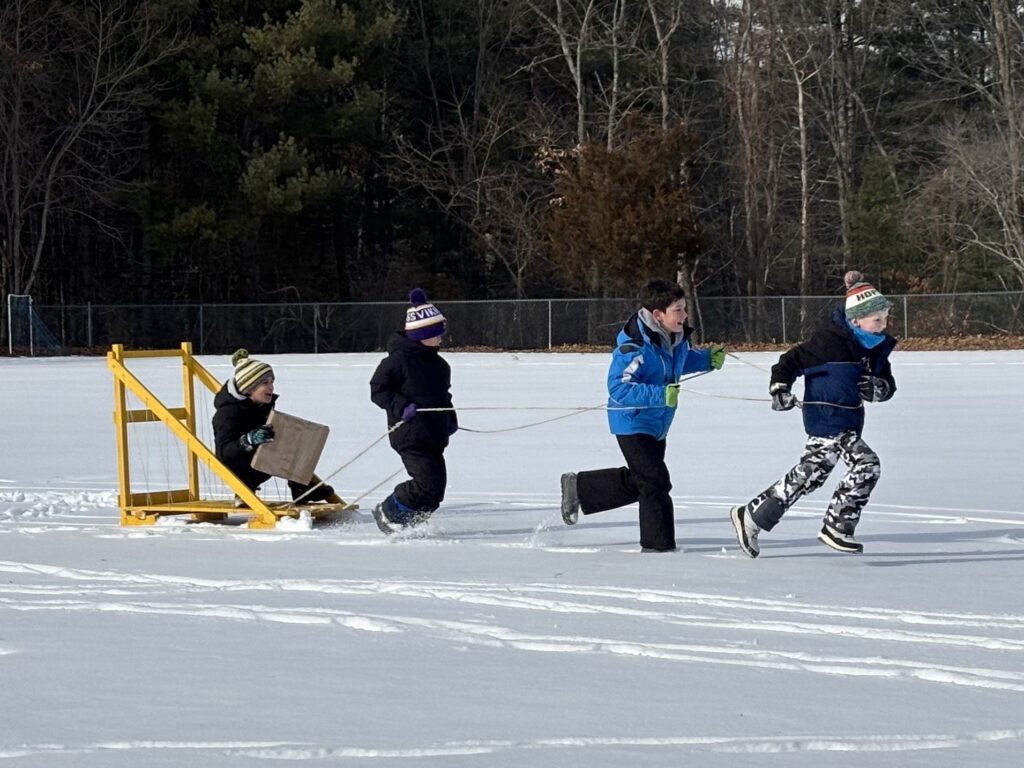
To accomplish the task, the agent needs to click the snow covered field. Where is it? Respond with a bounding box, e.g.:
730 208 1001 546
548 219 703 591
2 349 1023 767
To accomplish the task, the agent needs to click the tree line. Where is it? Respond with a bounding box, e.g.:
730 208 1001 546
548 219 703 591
3 0 1024 313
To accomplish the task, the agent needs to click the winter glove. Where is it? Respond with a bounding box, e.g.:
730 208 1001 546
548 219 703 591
769 382 797 411
448 420 459 436
240 425 275 452
400 403 418 422
665 383 679 408
709 345 726 370
859 375 891 402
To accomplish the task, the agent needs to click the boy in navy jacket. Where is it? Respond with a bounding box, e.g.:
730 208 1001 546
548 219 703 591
560 279 725 552
370 289 458 533
730 271 897 557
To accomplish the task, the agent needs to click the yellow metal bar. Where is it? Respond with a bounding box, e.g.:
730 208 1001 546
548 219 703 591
114 348 187 359
186 353 222 394
109 345 133 525
180 342 201 502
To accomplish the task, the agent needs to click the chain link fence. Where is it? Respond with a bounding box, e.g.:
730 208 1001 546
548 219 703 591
4 292 1023 355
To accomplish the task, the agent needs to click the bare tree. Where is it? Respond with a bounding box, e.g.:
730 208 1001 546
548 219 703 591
391 0 548 297
525 0 599 146
906 0 1024 287
645 0 682 131
0 0 178 298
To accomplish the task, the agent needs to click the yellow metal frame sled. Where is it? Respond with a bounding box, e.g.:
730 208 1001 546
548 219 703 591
108 343 356 529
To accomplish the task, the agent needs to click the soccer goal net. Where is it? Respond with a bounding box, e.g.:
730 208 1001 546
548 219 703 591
6 294 65 356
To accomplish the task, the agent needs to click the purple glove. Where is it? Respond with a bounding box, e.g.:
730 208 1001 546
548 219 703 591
401 403 417 422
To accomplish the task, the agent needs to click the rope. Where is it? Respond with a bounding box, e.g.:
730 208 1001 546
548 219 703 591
289 360 861 508
347 467 406 508
720 352 863 409
726 350 773 373
288 423 403 506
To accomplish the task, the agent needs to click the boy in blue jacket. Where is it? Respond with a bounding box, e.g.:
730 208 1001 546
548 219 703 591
730 271 897 557
560 279 725 552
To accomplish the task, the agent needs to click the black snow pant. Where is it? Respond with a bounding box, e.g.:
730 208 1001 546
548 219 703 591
392 447 448 516
744 430 881 534
576 434 675 551
224 460 328 501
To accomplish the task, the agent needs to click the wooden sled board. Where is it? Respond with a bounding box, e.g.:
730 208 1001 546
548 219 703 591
251 410 329 485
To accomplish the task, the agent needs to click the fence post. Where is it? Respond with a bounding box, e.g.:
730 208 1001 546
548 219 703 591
313 303 319 354
781 297 787 345
87 302 93 349
198 304 204 354
548 299 552 350
903 295 908 339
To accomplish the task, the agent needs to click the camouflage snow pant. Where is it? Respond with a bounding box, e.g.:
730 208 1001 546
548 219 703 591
743 430 880 534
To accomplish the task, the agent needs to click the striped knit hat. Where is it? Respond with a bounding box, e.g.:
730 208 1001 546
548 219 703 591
844 271 892 320
231 348 274 394
405 288 447 341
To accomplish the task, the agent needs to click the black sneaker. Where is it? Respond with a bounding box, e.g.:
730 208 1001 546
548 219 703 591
730 505 760 558
818 524 863 553
560 472 579 525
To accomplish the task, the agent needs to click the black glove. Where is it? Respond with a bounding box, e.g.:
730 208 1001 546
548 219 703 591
240 425 275 451
769 382 797 411
859 375 891 402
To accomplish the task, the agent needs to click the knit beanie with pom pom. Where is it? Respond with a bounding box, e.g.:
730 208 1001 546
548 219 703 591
844 271 892 319
404 288 447 341
231 349 274 394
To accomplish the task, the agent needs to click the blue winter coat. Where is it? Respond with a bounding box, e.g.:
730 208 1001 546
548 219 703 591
606 312 713 440
771 307 897 438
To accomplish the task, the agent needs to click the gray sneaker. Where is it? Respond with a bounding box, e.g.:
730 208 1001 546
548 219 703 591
730 505 760 558
560 472 579 525
372 502 399 535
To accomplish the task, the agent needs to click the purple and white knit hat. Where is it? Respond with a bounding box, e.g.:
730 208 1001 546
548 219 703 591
405 288 447 341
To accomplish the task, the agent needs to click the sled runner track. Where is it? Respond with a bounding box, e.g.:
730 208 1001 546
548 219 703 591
3 730 1024 762
3 561 1024 693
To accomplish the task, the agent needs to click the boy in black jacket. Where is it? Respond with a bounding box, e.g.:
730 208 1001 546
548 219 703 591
730 272 897 557
212 349 334 505
370 289 458 533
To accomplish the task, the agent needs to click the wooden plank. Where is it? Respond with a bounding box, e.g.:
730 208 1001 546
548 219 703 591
126 407 188 423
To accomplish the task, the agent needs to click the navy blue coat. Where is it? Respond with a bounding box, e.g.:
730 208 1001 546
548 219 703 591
370 332 457 453
771 308 897 438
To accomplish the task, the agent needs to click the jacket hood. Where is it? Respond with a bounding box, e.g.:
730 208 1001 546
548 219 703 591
386 330 440 356
622 311 695 350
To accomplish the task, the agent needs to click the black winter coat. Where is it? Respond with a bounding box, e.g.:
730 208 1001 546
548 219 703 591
212 384 278 478
370 332 457 453
771 308 897 438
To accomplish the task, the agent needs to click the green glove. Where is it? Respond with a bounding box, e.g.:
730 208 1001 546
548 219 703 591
710 345 726 370
665 383 679 408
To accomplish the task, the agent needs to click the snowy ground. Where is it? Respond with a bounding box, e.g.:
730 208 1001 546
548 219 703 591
1 349 1023 767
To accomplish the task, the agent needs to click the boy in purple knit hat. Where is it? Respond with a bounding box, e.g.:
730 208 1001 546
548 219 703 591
369 289 458 533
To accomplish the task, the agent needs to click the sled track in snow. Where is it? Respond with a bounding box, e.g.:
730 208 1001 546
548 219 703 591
3 561 1024 695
